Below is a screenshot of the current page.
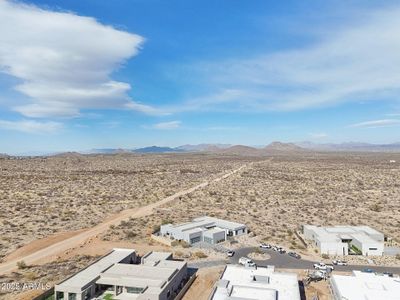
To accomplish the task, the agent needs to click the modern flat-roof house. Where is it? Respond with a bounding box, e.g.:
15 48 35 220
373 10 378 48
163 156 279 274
209 265 301 300
331 270 400 300
160 216 247 245
303 225 384 256
54 249 189 300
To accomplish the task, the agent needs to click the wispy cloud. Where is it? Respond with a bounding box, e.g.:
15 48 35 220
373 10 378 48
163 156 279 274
0 0 161 118
147 120 181 130
0 119 62 133
309 132 328 139
349 119 400 128
178 6 400 112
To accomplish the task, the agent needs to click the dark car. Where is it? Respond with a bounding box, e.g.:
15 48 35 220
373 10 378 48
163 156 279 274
288 252 301 259
383 272 394 277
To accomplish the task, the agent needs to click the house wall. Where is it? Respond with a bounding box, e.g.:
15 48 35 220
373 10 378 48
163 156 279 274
234 227 247 236
302 226 317 241
183 231 203 244
352 239 383 256
136 264 188 300
54 290 83 300
203 230 226 244
319 242 348 255
329 277 342 300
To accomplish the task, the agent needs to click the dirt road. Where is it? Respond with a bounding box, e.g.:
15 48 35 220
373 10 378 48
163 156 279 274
0 164 247 275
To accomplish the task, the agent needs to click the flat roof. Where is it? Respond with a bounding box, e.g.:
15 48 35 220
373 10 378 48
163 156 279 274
97 259 186 292
305 225 384 244
351 233 382 244
211 265 300 300
142 251 172 262
56 248 135 291
164 216 246 232
331 271 400 300
204 227 226 235
195 216 246 230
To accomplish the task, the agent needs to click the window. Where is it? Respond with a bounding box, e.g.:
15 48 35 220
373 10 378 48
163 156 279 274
204 237 213 244
56 291 64 300
126 287 144 294
190 236 201 244
369 247 378 250
83 288 91 300
68 293 77 300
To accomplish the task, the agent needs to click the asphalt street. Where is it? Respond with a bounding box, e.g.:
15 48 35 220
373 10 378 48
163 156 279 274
189 246 400 275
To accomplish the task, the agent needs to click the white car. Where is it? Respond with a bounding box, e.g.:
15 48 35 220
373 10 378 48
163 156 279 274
260 243 271 249
239 257 256 267
313 262 334 271
332 260 347 266
227 250 235 257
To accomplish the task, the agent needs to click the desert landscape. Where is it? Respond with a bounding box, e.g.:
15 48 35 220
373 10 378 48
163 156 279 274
1 151 400 299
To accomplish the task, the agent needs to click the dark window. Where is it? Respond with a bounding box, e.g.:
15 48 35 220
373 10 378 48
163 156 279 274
126 287 144 294
369 248 378 250
68 293 77 300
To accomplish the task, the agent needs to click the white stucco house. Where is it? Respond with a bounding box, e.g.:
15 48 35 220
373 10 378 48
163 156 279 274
303 225 384 256
160 216 248 245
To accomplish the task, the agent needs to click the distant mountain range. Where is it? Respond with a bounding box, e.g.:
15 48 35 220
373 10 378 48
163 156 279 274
3 141 400 157
296 141 400 152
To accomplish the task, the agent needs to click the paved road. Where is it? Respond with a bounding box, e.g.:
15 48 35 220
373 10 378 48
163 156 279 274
190 246 400 275
235 247 400 274
0 164 248 275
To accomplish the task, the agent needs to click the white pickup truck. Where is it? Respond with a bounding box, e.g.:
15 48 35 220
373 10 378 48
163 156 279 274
239 257 256 267
313 262 334 271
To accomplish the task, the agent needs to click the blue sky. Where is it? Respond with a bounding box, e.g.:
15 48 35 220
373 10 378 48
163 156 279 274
1 0 400 154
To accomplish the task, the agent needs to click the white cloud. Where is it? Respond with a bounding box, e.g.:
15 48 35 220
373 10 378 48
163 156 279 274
349 119 400 128
180 6 400 112
309 132 328 139
0 0 161 118
0 119 62 133
151 121 181 130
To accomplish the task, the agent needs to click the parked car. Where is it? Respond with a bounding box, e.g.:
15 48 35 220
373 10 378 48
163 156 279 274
362 268 375 273
278 248 286 254
313 262 334 271
238 257 256 267
260 243 271 249
227 250 235 257
288 252 301 259
383 272 394 277
272 246 279 251
332 260 347 266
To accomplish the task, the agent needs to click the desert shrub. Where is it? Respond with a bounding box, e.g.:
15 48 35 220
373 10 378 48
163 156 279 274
125 231 137 239
396 254 400 260
369 204 382 212
24 271 38 280
194 251 208 259
17 260 28 269
321 254 329 259
152 224 161 233
161 219 173 225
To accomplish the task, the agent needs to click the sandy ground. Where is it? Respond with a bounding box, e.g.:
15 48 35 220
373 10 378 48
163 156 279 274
182 266 224 300
0 163 247 274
